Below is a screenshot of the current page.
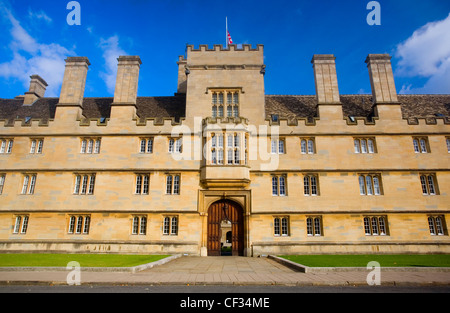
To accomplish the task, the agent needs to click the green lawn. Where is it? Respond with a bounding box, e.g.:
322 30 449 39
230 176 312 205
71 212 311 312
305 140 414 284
280 255 450 268
0 254 170 267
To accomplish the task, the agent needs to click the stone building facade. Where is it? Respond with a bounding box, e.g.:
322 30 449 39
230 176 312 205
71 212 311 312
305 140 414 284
0 44 449 256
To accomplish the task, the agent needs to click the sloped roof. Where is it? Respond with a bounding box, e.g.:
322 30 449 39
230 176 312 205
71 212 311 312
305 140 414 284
0 94 449 125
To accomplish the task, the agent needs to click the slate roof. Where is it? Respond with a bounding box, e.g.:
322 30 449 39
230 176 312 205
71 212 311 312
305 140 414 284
0 94 449 125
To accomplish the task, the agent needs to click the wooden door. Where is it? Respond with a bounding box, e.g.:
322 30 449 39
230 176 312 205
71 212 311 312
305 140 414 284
207 200 244 256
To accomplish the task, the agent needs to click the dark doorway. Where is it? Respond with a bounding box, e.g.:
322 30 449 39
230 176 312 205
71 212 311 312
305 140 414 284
207 200 244 256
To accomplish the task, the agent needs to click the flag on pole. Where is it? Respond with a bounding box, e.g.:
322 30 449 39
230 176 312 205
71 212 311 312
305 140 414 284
227 30 233 46
226 17 233 47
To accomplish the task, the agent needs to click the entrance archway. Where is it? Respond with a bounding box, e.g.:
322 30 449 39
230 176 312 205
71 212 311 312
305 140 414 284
207 200 244 256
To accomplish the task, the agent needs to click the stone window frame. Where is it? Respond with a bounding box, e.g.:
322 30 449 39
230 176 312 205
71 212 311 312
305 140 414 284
21 173 37 195
354 137 377 154
163 216 179 236
80 137 101 154
358 173 383 196
412 136 430 154
272 174 287 196
13 215 29 234
135 173 150 195
168 137 182 154
273 216 290 237
0 174 5 195
73 173 96 195
67 215 91 235
0 138 14 154
363 216 389 236
306 216 323 237
139 138 154 154
419 173 439 196
428 215 447 236
29 138 44 154
303 174 319 196
131 215 148 235
166 174 181 195
300 138 316 154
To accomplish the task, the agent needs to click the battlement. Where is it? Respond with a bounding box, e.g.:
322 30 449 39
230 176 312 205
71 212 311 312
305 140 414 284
186 44 264 67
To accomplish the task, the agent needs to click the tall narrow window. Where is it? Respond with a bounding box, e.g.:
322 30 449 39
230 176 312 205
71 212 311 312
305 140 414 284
73 174 96 195
30 139 44 154
413 137 429 153
420 174 438 195
13 215 29 234
306 216 322 236
21 174 36 195
446 138 450 153
0 174 5 195
300 138 315 154
354 138 376 154
0 139 14 154
81 138 101 154
163 216 178 235
166 175 180 195
132 216 147 235
359 174 382 195
304 175 318 196
428 216 446 236
68 215 90 234
363 216 388 236
140 138 153 153
135 174 150 195
272 175 287 196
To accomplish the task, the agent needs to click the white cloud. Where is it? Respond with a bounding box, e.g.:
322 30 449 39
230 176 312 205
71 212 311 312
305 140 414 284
0 5 72 97
395 13 450 94
99 35 127 94
28 9 52 24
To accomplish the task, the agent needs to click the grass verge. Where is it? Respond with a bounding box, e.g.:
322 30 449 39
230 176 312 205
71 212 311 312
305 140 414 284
280 254 450 268
0 254 170 267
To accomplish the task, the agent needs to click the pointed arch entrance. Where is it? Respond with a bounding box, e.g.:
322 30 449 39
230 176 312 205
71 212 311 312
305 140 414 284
207 200 244 256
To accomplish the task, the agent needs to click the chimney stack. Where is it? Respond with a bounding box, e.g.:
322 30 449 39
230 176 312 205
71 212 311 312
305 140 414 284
365 54 401 121
23 75 48 105
311 54 340 104
58 57 90 106
365 54 398 104
177 55 187 94
113 56 142 104
311 54 342 121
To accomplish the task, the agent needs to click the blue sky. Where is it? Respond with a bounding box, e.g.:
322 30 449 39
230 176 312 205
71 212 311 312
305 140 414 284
0 0 450 98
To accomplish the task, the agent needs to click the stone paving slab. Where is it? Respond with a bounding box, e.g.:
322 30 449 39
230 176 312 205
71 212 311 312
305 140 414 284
0 256 449 287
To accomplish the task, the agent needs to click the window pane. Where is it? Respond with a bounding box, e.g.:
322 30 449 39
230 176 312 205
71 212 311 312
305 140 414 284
447 138 450 153
21 216 29 234
364 217 371 235
428 217 436 235
171 217 178 235
373 176 380 195
227 105 232 117
83 216 90 234
359 176 366 195
361 139 367 153
76 216 83 233
314 218 321 236
22 175 29 194
88 175 95 194
281 218 288 236
279 140 285 154
166 176 172 194
69 216 75 233
427 176 436 195
279 176 286 196
420 139 427 153
413 139 420 153
306 218 313 236
30 140 36 153
378 217 386 235
435 217 444 235
272 176 278 196
271 140 277 154
140 140 146 153
366 176 373 195
140 217 147 235
143 175 149 194
420 175 428 194
212 105 217 118
163 217 170 235
173 175 180 195
371 217 378 235
307 140 314 154
136 175 142 194
28 175 36 194
37 140 43 153
310 176 317 196
168 139 174 153
368 139 374 153
13 216 21 233
354 139 360 153
303 176 310 196
94 140 101 154
87 140 94 154
301 140 307 154
132 217 139 234
274 218 280 236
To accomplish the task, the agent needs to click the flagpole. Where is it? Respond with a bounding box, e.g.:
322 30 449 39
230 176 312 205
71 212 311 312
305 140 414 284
226 17 228 48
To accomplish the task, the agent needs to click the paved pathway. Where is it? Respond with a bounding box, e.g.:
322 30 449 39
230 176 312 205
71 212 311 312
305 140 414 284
0 256 449 287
